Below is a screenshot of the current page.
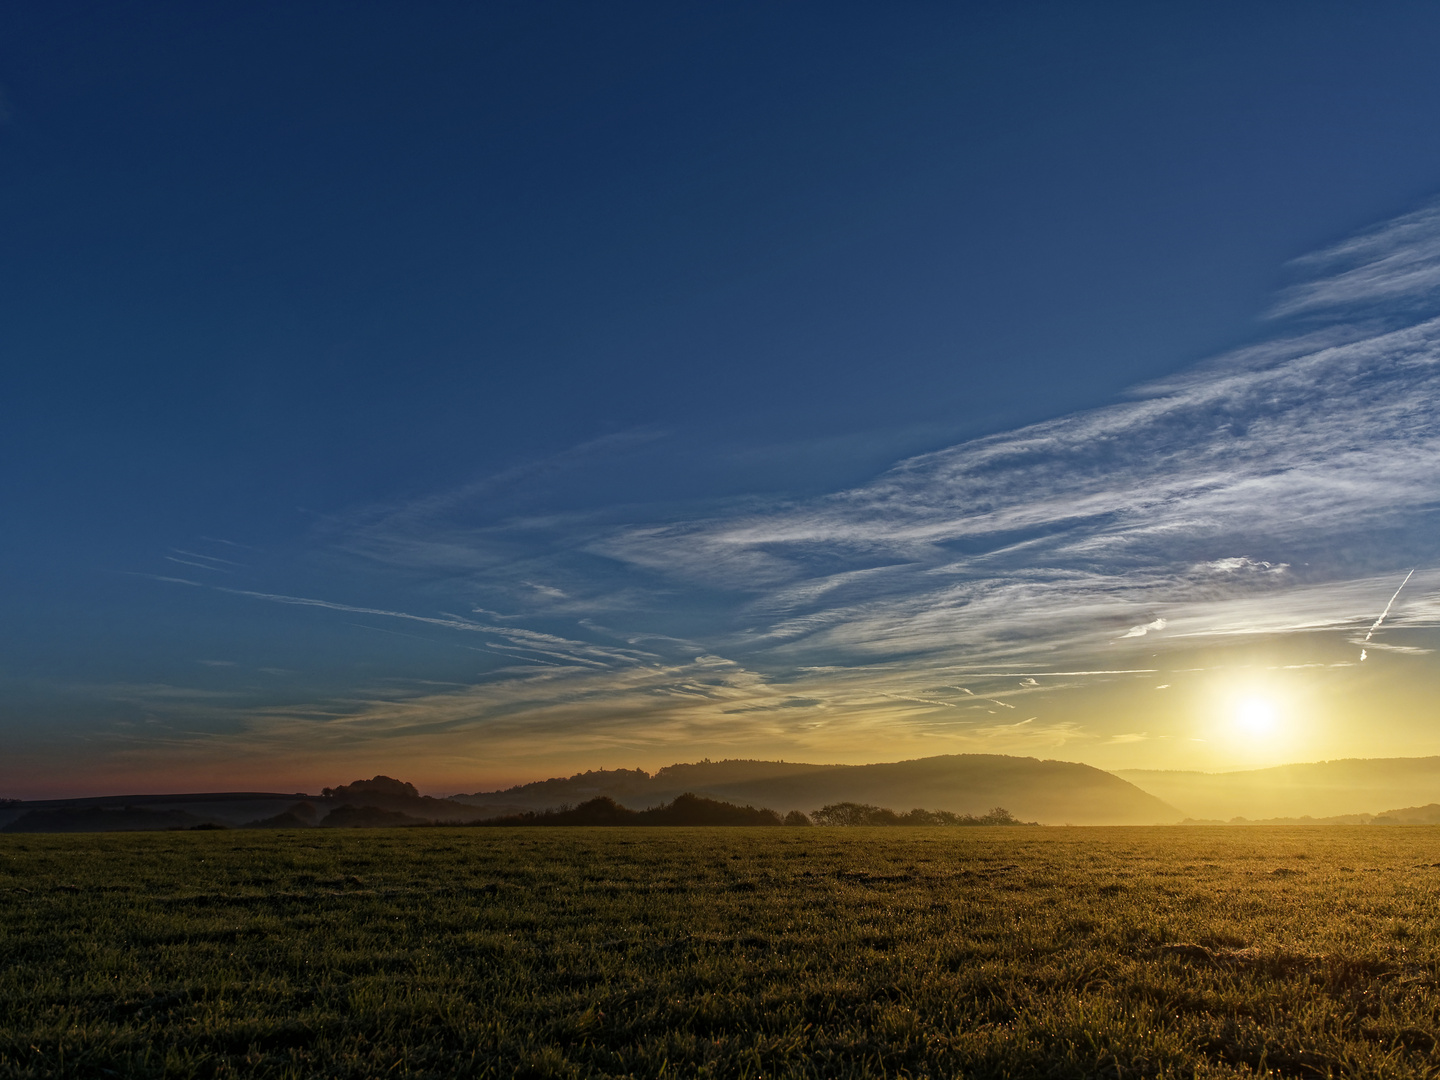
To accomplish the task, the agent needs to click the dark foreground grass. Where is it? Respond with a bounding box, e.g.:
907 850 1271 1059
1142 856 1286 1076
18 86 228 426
4 828 1440 1078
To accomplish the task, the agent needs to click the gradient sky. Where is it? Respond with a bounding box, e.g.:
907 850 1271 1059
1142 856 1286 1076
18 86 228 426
7 3 1440 798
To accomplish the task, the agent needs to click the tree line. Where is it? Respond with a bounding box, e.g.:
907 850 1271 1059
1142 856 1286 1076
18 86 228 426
470 794 1036 827
810 802 1035 826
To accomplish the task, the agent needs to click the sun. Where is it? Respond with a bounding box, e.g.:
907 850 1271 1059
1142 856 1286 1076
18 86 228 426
1216 691 1300 764
1233 696 1278 739
1201 678 1313 767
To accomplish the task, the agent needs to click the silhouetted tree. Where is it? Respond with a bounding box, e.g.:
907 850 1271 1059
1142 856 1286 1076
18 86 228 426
813 802 888 826
322 776 419 800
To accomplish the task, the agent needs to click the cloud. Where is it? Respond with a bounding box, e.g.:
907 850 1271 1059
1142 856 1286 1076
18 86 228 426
578 304 1440 669
322 428 670 580
1120 618 1167 639
166 555 234 573
174 549 242 567
1346 639 1432 656
127 198 1440 771
722 697 825 714
1198 558 1287 576
1269 199 1440 320
207 585 657 669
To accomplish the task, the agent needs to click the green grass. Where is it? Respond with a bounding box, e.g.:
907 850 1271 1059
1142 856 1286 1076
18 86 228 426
4 827 1440 1078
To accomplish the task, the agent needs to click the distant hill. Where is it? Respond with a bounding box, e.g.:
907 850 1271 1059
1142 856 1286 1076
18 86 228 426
0 757 1194 832
455 754 1180 825
0 792 310 832
1118 757 1440 820
316 776 494 823
246 802 321 829
2 806 212 833
11 756 1440 831
450 759 830 817
1179 802 1440 826
1373 802 1440 824
0 779 495 833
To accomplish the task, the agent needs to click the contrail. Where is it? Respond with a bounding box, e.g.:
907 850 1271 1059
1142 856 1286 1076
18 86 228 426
1360 568 1414 661
943 669 1158 676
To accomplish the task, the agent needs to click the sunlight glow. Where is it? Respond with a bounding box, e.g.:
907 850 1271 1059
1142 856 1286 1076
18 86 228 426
1212 688 1301 767
1233 696 1278 739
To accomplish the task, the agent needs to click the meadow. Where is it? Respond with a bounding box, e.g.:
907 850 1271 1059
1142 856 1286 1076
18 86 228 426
3 827 1440 1078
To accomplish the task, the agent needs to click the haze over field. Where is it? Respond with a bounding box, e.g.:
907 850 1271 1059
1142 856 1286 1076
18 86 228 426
11 752 1440 831
5 6 1440 798
1118 758 1440 822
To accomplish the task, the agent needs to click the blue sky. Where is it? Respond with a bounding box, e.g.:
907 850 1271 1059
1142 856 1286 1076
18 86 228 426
6 3 1440 796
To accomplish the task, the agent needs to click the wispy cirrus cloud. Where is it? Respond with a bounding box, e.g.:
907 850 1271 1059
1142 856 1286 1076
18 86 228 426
211 585 659 669
581 270 1440 668
1270 201 1440 320
125 198 1440 776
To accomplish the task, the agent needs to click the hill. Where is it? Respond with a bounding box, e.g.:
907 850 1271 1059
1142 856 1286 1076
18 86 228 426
450 759 829 817
0 759 1180 831
455 754 1180 825
1117 757 1440 821
2 806 212 833
0 792 310 832
0 778 496 833
1177 802 1440 826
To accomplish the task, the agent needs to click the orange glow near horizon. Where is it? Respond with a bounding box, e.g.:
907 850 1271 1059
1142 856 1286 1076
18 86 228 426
6 633 1440 800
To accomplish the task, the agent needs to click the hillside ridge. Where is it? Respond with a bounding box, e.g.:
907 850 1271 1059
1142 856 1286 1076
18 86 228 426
453 753 1179 826
1117 757 1440 820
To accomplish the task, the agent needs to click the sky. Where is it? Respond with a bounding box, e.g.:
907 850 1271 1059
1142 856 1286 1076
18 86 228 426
6 3 1440 798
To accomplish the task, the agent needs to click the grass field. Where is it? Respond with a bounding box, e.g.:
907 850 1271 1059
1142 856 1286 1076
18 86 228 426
4 827 1440 1078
